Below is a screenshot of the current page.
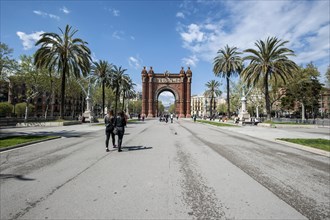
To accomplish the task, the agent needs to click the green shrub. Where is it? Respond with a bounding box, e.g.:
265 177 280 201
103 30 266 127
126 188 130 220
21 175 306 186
0 102 13 117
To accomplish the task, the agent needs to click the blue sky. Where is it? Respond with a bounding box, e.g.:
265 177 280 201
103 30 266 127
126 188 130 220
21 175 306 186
1 0 329 106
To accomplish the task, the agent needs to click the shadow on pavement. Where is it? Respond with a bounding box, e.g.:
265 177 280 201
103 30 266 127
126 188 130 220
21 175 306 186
0 174 36 181
122 146 152 151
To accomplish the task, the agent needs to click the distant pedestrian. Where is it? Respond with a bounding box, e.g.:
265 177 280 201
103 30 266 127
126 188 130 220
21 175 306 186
115 111 127 152
104 110 116 152
193 114 197 122
170 113 173 123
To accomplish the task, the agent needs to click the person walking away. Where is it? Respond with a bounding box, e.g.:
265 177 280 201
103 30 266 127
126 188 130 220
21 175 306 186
104 110 116 152
170 113 173 123
115 111 126 152
193 114 197 122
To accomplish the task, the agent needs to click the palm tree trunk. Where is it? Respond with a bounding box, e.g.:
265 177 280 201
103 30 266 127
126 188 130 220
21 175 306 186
114 86 119 116
122 91 125 111
264 74 271 120
60 62 67 119
226 76 230 118
102 81 105 117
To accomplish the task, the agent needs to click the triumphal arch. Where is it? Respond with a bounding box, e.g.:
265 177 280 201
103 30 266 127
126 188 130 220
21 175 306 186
141 66 192 118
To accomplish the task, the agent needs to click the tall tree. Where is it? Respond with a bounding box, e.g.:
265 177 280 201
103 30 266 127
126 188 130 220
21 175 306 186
34 24 91 119
0 42 18 81
111 65 128 115
121 75 136 111
281 63 322 120
213 45 242 118
204 80 222 117
91 60 112 117
326 66 330 88
241 36 298 120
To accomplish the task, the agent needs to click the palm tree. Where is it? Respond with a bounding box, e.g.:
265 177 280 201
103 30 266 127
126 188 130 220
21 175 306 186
111 65 128 115
34 24 91 119
91 60 112 117
121 76 136 111
204 80 222 118
213 45 242 118
241 37 298 120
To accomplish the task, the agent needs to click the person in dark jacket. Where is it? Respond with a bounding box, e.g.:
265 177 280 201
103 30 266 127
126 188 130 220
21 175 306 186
115 111 127 152
104 110 116 152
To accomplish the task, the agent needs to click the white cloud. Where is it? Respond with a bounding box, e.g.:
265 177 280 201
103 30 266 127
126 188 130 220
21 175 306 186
176 12 185 18
177 0 330 72
112 9 120 16
106 7 120 16
33 10 45 16
112 30 124 40
16 31 44 50
159 91 175 106
33 10 60 20
60 6 70 14
180 23 204 43
49 14 60 20
128 56 142 69
182 55 199 67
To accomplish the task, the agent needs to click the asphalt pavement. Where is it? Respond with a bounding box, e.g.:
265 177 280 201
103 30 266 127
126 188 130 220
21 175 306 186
0 119 329 219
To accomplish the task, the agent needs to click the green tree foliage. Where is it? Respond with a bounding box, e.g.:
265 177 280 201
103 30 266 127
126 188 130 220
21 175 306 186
0 102 13 117
204 80 222 116
168 104 176 113
241 37 298 120
326 66 330 88
93 86 115 110
0 42 18 81
15 102 34 117
158 101 165 115
91 60 113 117
34 24 92 119
128 100 142 115
121 76 136 111
111 65 128 115
213 45 242 117
281 63 322 119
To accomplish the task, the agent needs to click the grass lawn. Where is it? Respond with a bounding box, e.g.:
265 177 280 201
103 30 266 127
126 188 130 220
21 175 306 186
277 138 330 152
197 119 237 127
0 136 58 149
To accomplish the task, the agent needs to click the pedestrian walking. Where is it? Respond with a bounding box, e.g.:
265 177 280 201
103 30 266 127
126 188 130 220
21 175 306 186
115 111 127 152
170 113 173 123
104 110 116 152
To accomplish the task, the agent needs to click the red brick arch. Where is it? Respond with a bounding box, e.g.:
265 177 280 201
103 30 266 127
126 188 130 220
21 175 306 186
141 66 192 118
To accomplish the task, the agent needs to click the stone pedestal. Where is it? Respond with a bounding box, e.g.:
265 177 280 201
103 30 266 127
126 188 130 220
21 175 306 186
83 110 93 122
83 96 93 122
238 96 250 122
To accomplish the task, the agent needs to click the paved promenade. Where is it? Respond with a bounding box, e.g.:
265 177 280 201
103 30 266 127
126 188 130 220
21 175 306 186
0 119 329 219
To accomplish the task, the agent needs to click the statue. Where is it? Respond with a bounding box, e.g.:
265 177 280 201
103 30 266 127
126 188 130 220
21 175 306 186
78 78 94 122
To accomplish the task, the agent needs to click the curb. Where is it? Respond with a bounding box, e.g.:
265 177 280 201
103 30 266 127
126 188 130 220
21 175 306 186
0 136 62 152
275 139 330 157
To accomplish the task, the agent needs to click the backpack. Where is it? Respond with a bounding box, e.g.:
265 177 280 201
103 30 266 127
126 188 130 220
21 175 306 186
115 115 126 127
105 115 114 132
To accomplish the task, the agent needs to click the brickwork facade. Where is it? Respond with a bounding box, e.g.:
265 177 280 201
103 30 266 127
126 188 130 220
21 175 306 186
141 66 192 118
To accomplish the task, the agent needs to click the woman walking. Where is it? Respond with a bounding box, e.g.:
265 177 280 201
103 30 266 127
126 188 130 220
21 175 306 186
115 111 126 152
104 110 116 152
